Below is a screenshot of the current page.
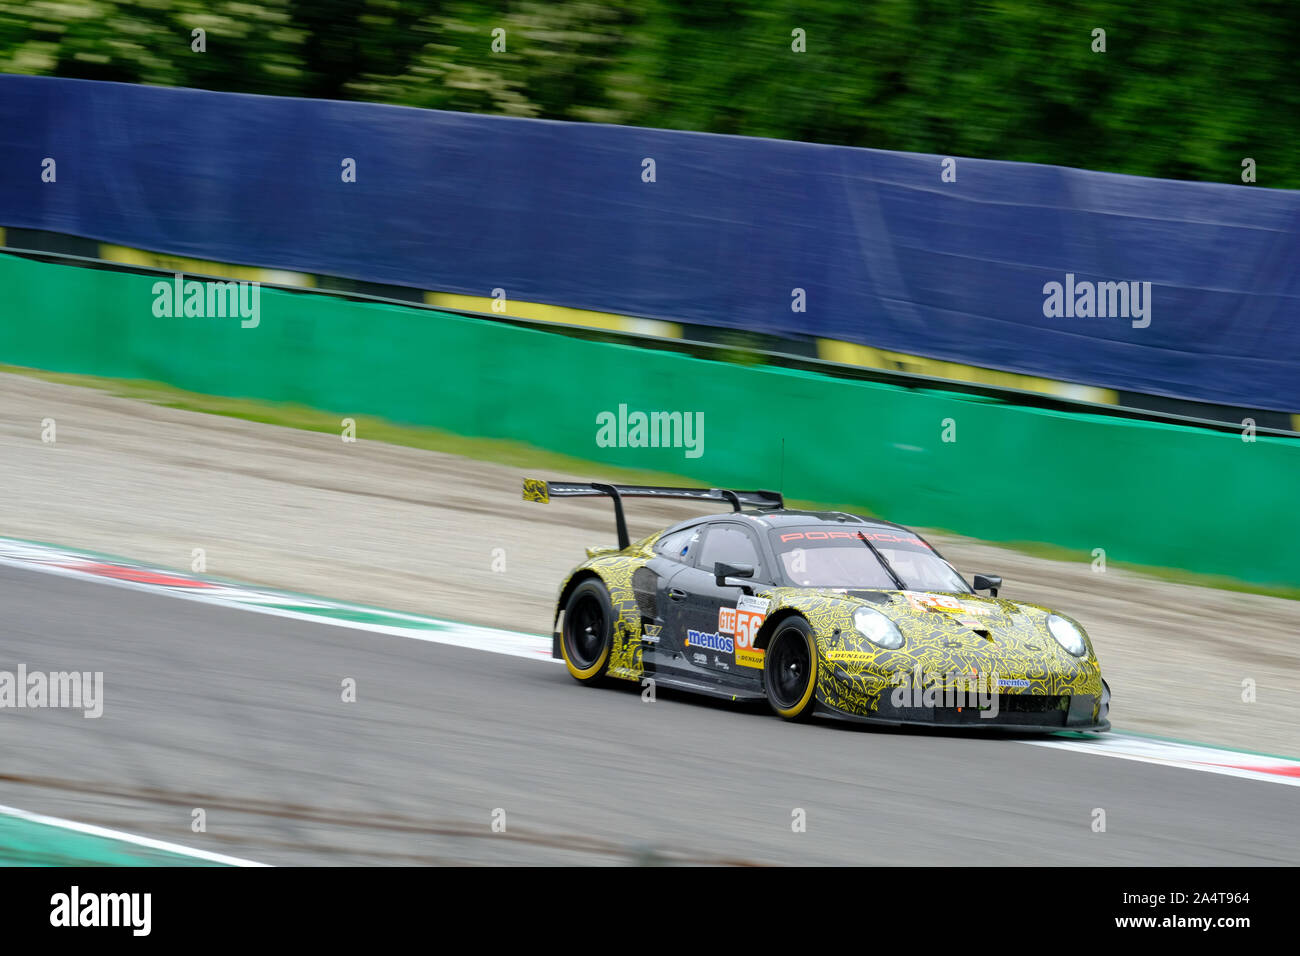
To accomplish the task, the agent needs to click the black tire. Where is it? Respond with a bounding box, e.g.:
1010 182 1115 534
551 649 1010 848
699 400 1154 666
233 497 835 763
560 578 615 683
763 617 818 720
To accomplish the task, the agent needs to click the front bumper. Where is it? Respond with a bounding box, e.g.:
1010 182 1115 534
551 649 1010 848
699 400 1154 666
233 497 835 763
815 686 1110 734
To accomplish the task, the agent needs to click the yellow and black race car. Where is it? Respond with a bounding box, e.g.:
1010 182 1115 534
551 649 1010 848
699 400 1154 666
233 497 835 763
524 479 1109 732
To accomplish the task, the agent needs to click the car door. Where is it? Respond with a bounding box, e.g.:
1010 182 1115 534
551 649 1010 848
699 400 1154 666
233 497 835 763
637 524 706 674
663 521 768 685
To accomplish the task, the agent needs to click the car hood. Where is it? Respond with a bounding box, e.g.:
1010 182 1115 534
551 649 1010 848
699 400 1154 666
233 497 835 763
769 586 1064 657
855 589 1044 623
890 591 1053 648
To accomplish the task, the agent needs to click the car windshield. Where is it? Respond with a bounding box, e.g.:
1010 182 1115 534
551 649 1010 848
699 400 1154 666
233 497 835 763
770 527 970 593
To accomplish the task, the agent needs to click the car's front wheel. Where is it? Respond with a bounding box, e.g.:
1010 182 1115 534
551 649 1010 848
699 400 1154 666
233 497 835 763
763 617 818 720
560 578 615 683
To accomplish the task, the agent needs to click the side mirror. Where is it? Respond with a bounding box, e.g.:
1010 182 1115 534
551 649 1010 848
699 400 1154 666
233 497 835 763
972 573 1002 598
714 562 755 589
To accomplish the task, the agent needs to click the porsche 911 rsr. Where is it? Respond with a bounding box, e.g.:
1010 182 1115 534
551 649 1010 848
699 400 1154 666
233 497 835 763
524 479 1109 732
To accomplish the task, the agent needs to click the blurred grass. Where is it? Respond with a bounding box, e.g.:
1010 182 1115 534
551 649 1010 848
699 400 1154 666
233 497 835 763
5 361 1297 602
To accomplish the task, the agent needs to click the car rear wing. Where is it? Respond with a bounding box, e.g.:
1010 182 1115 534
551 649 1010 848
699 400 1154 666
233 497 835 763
522 479 784 549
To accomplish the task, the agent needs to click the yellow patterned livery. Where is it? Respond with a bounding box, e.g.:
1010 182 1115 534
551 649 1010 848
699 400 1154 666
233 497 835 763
525 479 1109 732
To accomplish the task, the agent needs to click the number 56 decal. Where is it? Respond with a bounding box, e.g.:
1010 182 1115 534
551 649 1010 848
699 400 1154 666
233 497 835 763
717 595 764 655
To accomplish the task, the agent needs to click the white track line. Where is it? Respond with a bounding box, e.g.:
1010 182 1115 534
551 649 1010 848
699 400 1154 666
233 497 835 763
1024 734 1300 787
0 543 553 661
0 803 268 866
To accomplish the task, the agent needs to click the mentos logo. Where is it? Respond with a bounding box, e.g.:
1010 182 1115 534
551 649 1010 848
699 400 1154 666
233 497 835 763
686 630 734 653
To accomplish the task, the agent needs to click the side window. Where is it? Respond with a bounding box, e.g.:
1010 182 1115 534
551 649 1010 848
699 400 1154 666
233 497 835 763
654 527 702 564
697 524 763 578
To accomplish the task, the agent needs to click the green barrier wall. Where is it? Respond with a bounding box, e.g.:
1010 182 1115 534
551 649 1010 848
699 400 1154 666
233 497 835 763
2 253 1296 588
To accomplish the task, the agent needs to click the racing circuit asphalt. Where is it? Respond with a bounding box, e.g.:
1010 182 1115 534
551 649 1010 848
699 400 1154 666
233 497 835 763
0 564 1295 866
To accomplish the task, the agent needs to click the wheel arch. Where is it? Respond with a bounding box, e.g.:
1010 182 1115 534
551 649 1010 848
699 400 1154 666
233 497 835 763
554 568 605 630
753 606 811 652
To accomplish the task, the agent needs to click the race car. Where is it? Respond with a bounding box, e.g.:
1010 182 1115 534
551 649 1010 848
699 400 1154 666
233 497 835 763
524 479 1110 732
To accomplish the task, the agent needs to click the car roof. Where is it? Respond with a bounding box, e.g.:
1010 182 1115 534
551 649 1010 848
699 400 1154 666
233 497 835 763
661 508 912 535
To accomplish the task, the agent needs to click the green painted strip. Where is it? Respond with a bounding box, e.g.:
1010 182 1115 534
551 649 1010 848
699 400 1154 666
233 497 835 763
256 603 449 629
0 813 228 867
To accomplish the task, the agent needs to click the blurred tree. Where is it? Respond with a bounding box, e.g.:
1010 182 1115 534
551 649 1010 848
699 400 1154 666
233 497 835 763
1 0 1296 187
0 1 304 93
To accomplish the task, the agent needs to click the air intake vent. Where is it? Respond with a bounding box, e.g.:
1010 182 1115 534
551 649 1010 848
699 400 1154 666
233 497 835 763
632 566 658 619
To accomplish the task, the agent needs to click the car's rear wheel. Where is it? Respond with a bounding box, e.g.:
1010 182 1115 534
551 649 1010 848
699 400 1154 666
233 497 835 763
561 579 615 683
763 617 818 720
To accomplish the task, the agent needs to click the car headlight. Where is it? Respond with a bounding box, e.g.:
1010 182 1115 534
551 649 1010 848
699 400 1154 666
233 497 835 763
853 606 904 649
1046 614 1088 657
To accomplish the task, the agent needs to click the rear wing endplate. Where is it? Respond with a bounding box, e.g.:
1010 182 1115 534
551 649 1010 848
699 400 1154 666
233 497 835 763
522 479 783 550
